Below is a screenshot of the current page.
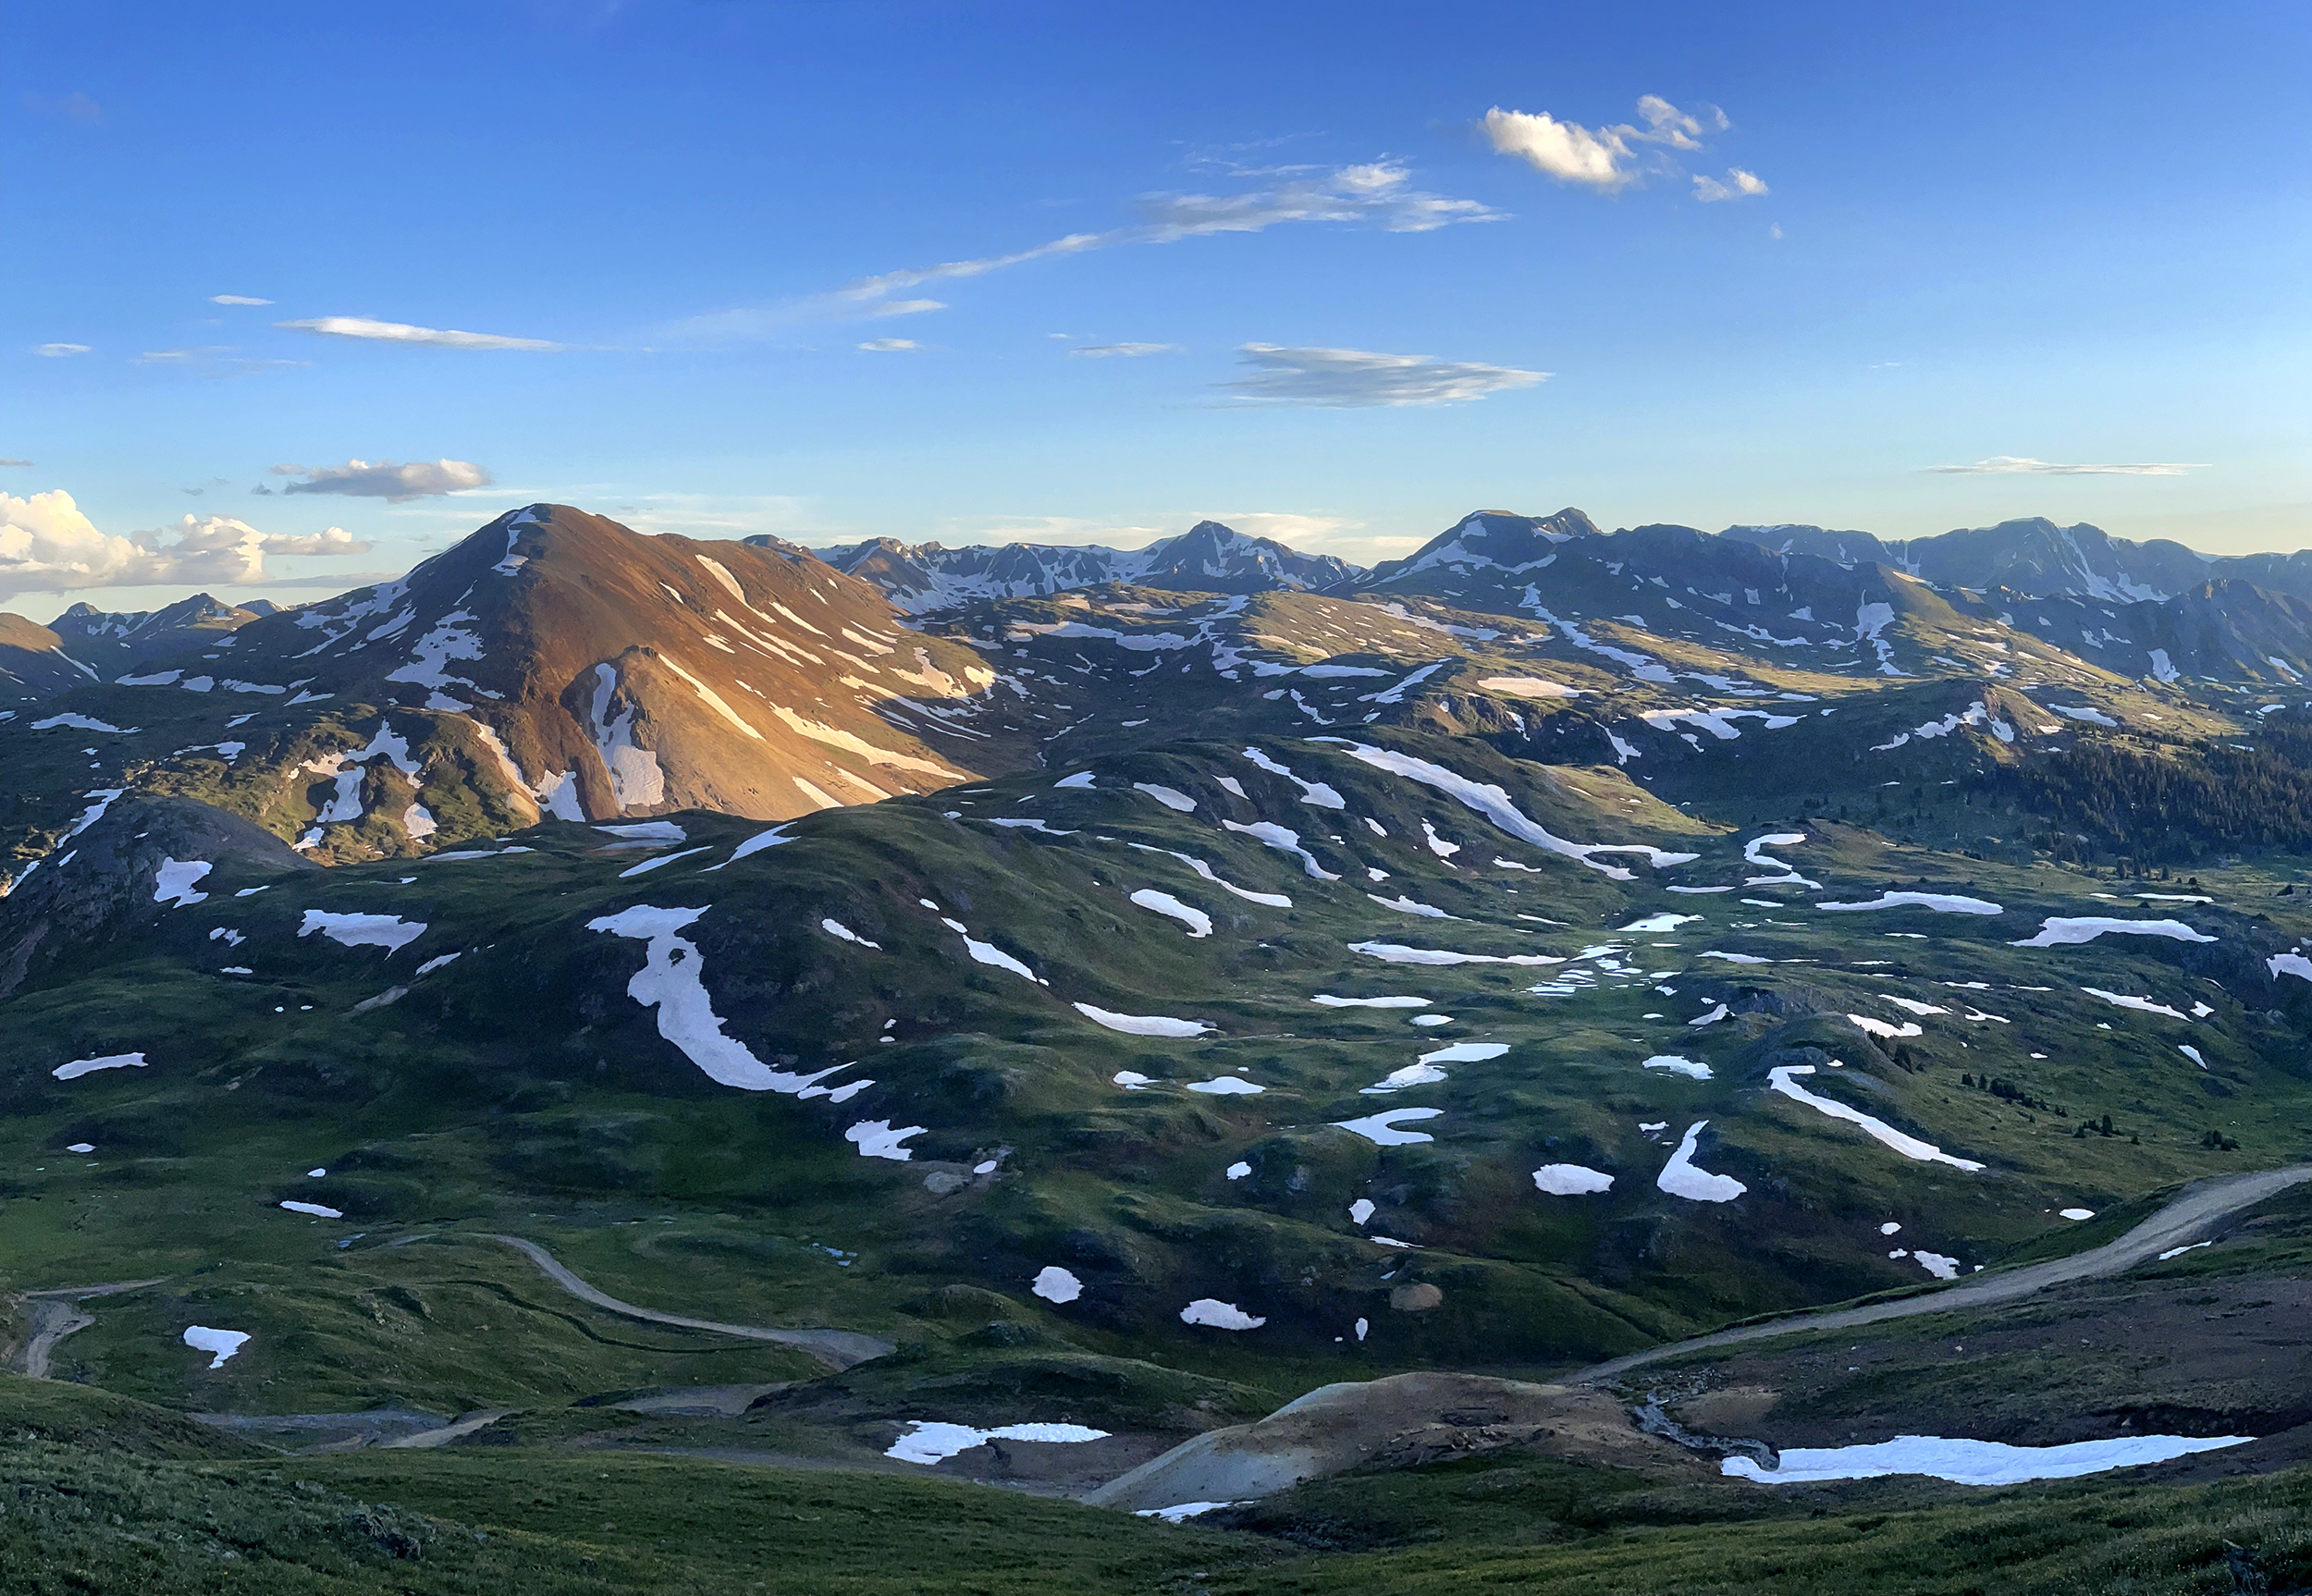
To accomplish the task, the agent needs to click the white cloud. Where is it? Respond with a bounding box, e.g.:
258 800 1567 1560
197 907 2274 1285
132 346 309 374
1070 342 1180 358
673 162 1497 339
1634 94 1717 150
276 459 494 500
869 298 946 318
1484 95 1736 193
1131 160 1499 240
857 338 920 351
33 343 90 357
0 489 368 597
1692 167 1768 202
1925 457 2204 477
210 294 275 306
1481 107 1637 190
276 315 561 351
1217 344 1547 408
1208 511 1364 550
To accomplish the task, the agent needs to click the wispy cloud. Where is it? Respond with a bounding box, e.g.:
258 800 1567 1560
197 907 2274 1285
210 294 275 306
1692 167 1767 202
1483 95 1751 200
672 160 1498 341
0 459 33 468
33 342 90 357
0 488 368 597
275 459 494 500
857 338 920 352
277 315 561 351
870 298 945 318
1216 344 1547 408
1925 457 2204 477
1634 94 1721 150
1070 342 1180 358
134 346 310 375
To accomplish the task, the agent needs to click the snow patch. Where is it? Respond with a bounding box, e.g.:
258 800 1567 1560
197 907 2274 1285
1657 1121 1745 1202
1073 1003 1211 1037
1769 1065 1985 1169
2012 916 2214 947
1532 1164 1615 1196
1725 1433 2249 1486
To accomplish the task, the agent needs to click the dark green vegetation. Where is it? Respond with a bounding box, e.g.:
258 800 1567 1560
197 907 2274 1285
8 505 2312 1590
2 1371 2308 1595
1998 712 2312 865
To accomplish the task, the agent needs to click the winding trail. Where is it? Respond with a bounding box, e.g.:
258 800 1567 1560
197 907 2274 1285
10 1279 166 1379
479 1234 891 1371
1572 1164 2312 1384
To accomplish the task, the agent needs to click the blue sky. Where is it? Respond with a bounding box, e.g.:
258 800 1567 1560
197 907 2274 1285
6 0 2307 620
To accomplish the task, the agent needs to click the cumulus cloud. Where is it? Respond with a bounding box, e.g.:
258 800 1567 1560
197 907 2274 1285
673 161 1497 339
1925 457 2203 476
275 459 494 500
1070 342 1180 358
276 315 561 351
857 338 920 351
34 343 90 357
1484 95 1752 198
0 489 369 597
1481 108 1637 190
1692 167 1768 202
1216 344 1547 408
210 294 275 306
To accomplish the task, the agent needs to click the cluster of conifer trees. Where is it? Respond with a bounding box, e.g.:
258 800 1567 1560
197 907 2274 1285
2000 716 2312 862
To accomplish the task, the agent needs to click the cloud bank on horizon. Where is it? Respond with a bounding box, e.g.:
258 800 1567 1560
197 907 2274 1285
0 490 367 599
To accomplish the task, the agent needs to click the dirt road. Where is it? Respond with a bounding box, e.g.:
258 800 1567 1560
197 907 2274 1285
9 1279 166 1379
1571 1163 2312 1384
480 1234 892 1371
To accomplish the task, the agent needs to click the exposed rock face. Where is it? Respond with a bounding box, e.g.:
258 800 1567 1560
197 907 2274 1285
12 506 1022 859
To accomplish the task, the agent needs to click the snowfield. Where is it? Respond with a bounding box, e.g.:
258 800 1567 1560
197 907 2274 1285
1819 891 2002 915
1072 1003 1212 1037
1657 1122 1745 1202
1334 1108 1445 1147
886 1419 1110 1464
1769 1065 1985 1169
53 1053 149 1081
1130 889 1213 937
2012 916 2216 947
1725 1432 2249 1486
588 904 862 1092
299 910 428 953
1180 1299 1266 1330
1321 742 1700 878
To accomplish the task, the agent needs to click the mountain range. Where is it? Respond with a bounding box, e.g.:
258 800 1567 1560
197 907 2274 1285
6 498 2312 1576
